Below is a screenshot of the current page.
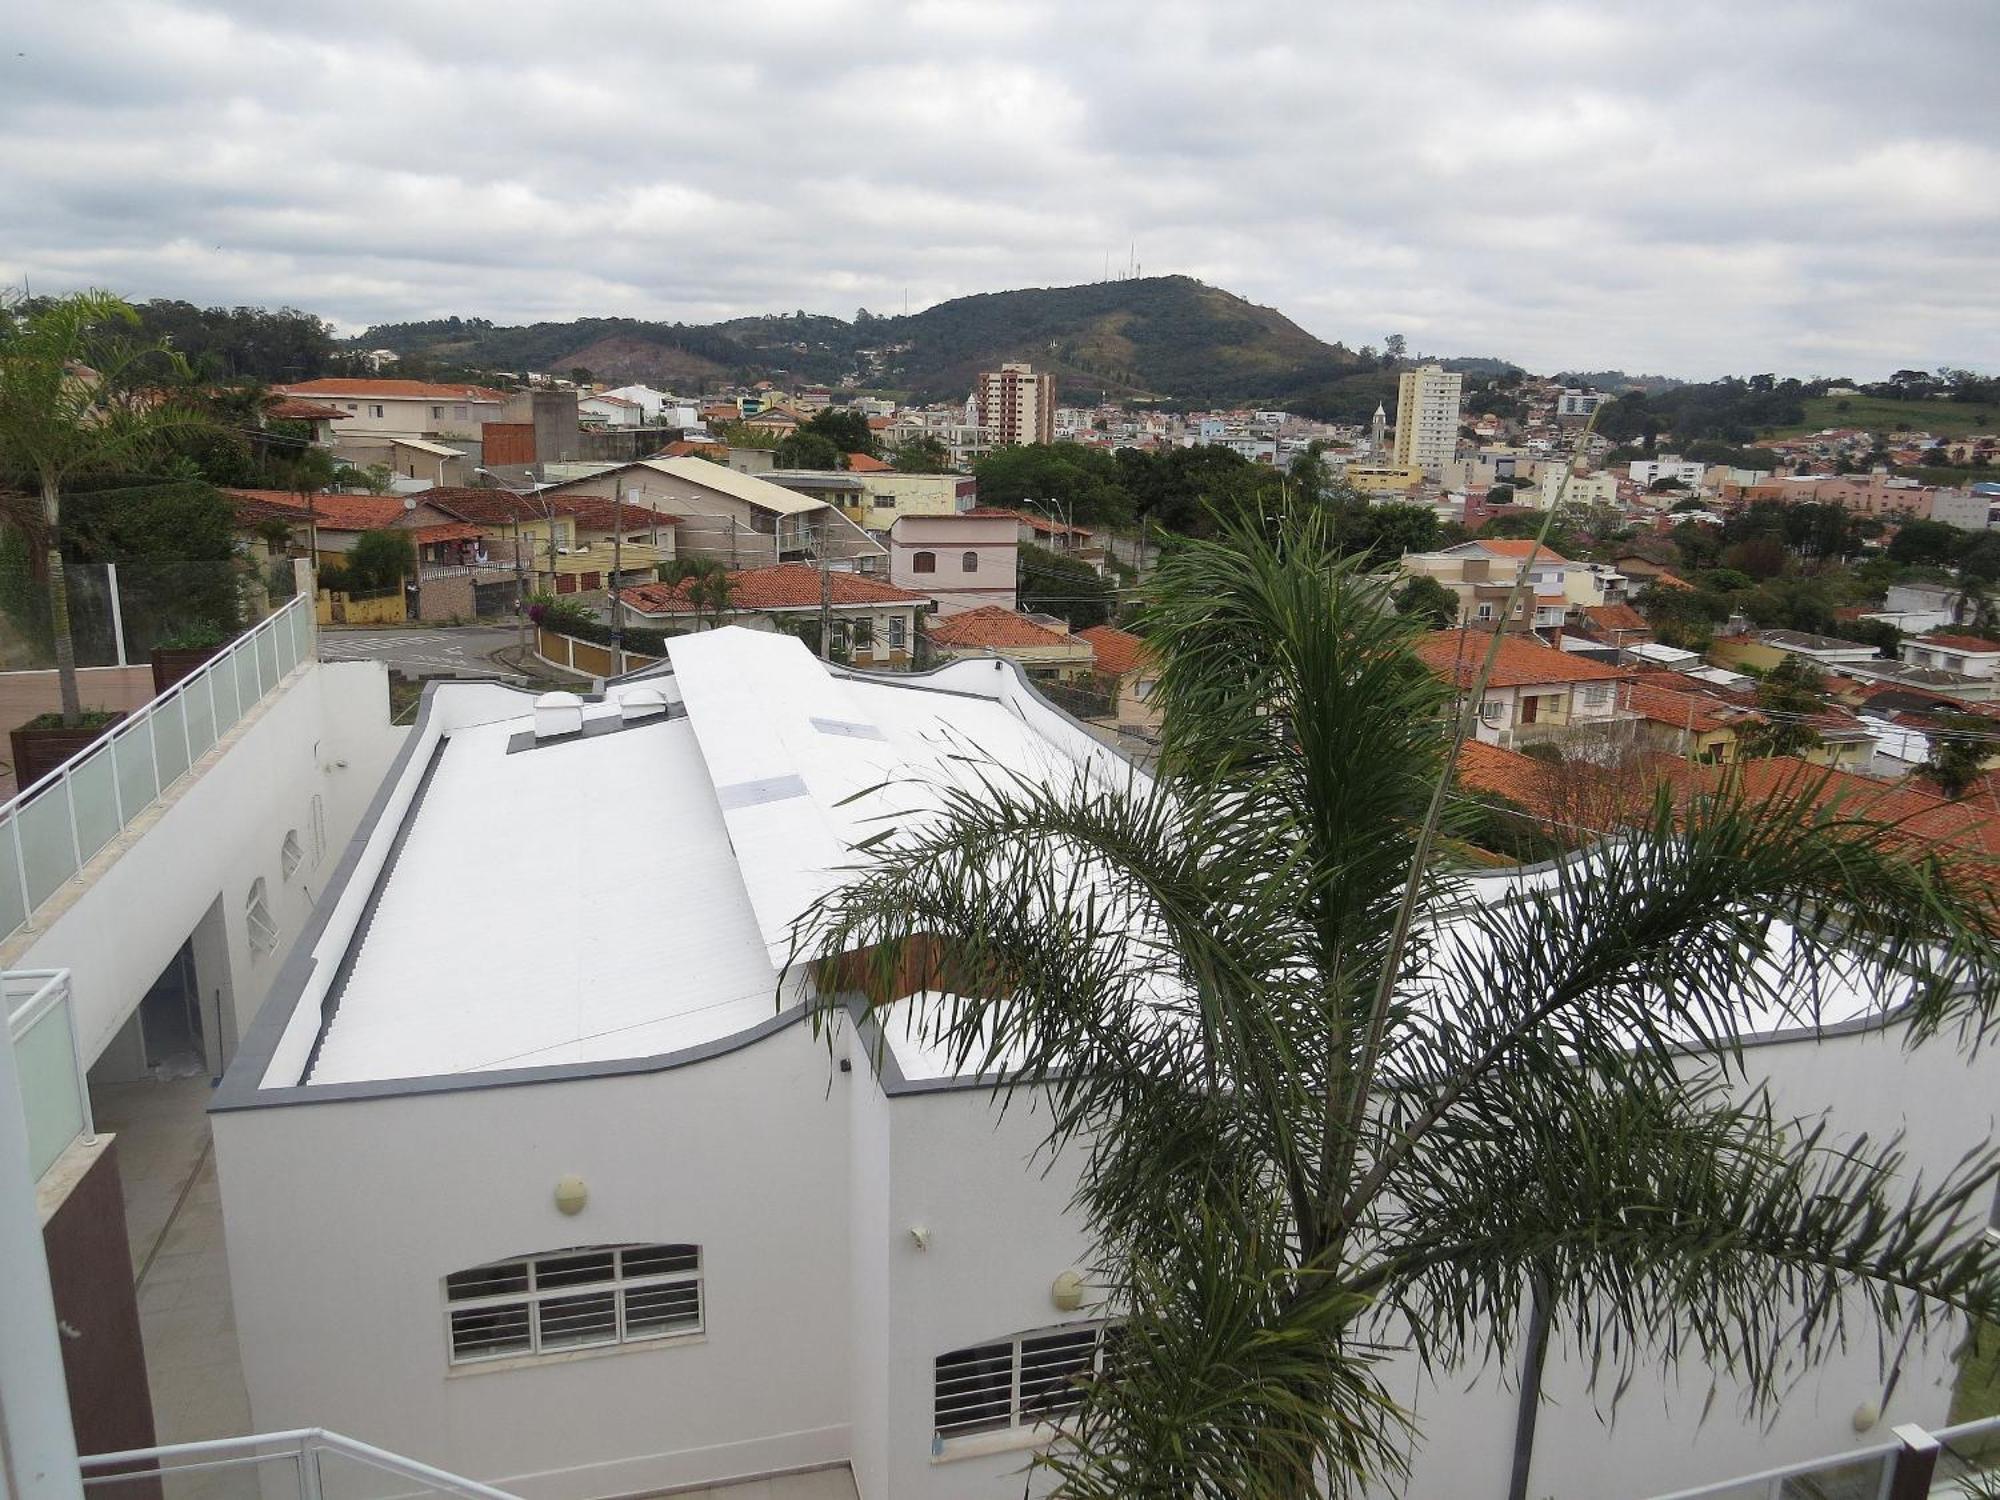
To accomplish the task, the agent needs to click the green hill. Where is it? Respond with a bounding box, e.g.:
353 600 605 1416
352 276 1371 409
1763 394 1997 439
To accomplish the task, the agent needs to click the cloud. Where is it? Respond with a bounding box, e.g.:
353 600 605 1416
0 0 1994 379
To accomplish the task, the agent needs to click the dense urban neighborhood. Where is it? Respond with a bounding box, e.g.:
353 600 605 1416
4 276 2000 1500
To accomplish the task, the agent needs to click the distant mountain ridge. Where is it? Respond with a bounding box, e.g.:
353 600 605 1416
353 276 1379 412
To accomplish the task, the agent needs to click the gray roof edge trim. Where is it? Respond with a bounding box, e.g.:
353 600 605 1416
214 998 816 1111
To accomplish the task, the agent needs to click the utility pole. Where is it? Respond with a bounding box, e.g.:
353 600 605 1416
610 487 626 677
513 532 527 656
818 520 833 662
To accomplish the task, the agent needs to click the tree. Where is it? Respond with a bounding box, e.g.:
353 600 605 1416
345 529 416 591
1019 542 1115 629
804 407 876 458
1391 574 1458 628
1383 334 1407 363
1919 714 1990 799
798 510 2000 1499
772 430 844 471
889 435 952 474
0 290 214 724
981 443 1135 529
569 366 593 387
1738 655 1826 759
1889 518 1961 567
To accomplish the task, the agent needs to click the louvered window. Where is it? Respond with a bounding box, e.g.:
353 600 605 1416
445 1244 702 1365
933 1324 1104 1440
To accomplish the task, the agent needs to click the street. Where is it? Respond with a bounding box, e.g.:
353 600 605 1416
318 624 531 679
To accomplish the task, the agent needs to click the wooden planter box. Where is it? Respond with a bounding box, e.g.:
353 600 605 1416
10 711 129 792
150 643 224 695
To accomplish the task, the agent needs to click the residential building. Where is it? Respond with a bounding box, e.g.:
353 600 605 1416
617 567 925 667
224 488 457 568
974 362 1055 446
1535 466 1619 510
274 377 509 442
1899 631 2000 679
888 514 1018 615
579 393 646 428
1929 488 1997 532
961 507 1101 569
1399 541 1574 632
1413 628 1632 749
265 395 350 446
1562 561 1629 608
766 471 977 539
923 606 1095 679
1555 388 1607 419
1570 601 1652 648
386 437 475 488
1391 364 1463 476
1629 457 1706 490
421 488 672 598
1709 630 1884 675
542 457 882 572
1345 461 1425 498
1076 624 1160 733
1623 678 1757 763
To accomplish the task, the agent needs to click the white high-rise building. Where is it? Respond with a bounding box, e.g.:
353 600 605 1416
1391 364 1463 476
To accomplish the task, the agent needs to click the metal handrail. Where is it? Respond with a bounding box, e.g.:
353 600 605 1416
0 592 315 944
80 1427 519 1500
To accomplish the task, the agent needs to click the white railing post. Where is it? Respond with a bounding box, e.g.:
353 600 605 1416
10 816 33 927
296 1434 323 1500
62 775 83 877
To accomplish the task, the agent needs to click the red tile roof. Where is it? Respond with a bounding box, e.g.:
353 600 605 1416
1473 538 1570 564
926 606 1077 649
844 452 892 473
1414 629 1628 690
1623 680 1748 736
1456 739 1550 810
1915 632 2000 654
409 522 487 543
276 377 510 403
962 506 1095 539
266 398 351 421
651 439 726 460
618 564 925 616
223 488 410 531
1077 625 1153 678
1580 602 1650 637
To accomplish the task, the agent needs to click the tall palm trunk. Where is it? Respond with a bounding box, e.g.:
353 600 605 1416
41 475 79 726
1505 1274 1553 1500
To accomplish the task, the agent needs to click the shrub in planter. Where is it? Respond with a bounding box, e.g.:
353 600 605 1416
150 620 230 694
11 709 129 792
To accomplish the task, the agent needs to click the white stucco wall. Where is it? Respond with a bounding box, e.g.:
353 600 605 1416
215 1021 854 1500
12 660 404 1074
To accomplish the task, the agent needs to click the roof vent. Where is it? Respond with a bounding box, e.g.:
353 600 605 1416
619 688 667 721
533 691 584 739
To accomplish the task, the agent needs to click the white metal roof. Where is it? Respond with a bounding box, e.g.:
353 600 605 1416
307 701 788 1085
633 457 824 516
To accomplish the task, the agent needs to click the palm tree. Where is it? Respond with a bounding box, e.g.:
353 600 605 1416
798 510 2000 1499
0 291 209 725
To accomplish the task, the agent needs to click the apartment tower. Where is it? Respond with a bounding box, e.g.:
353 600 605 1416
1392 363 1464 476
975 361 1056 446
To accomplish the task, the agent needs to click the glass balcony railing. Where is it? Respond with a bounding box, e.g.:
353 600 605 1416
1649 1412 2000 1499
81 1428 519 1500
4 968 90 1182
0 593 316 946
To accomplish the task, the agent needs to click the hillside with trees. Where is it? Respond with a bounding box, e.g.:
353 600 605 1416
353 276 1378 409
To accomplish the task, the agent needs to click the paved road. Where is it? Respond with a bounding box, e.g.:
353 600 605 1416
319 625 529 678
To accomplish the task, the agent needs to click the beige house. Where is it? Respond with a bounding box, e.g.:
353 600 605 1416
275 378 509 442
1413 628 1632 750
541 456 883 571
1398 541 1573 632
1077 624 1161 732
888 514 1018 616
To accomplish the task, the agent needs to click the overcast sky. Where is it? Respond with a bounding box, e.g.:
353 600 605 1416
3 1 1995 381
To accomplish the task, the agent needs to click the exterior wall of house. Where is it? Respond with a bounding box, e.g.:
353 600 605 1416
312 396 499 442
621 605 920 667
889 518 1017 616
5 661 404 1074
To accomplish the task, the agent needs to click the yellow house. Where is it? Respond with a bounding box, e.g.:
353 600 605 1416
1345 462 1425 498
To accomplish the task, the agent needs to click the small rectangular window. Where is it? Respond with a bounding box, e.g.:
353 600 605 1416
370 404 384 418
934 1325 1105 1442
888 616 907 649
445 1245 702 1366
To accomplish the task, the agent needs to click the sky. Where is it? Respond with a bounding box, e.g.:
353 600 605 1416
2 0 1996 382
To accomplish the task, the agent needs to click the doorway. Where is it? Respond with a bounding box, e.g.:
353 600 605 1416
136 940 205 1081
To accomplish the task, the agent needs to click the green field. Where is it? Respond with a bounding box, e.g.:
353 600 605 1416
1763 394 1997 439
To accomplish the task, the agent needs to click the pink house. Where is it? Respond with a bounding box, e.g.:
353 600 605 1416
888 514 1018 617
